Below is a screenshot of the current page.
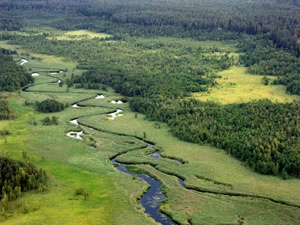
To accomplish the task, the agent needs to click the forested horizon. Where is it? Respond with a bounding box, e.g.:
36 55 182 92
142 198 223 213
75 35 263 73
1 0 300 94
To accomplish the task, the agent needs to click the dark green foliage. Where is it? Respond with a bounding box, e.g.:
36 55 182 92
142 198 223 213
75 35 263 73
0 16 22 31
0 129 10 136
0 156 48 203
131 98 300 177
0 98 16 120
262 76 270 86
72 45 234 98
274 75 300 95
4 0 300 52
74 68 212 98
35 99 65 113
74 187 89 200
41 116 59 125
0 49 33 92
238 36 300 95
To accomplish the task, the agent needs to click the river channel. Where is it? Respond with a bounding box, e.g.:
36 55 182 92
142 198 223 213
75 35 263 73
111 157 176 225
67 99 179 225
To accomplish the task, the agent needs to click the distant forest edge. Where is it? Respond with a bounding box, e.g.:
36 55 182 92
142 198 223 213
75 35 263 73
1 0 300 95
1 0 300 52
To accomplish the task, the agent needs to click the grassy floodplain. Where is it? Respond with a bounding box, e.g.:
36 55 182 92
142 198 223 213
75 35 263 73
1 28 300 225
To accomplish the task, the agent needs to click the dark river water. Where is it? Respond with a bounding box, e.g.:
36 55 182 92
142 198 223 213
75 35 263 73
111 158 176 225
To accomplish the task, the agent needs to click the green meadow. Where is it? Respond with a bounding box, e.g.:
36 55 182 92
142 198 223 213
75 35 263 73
193 67 300 104
52 30 113 41
1 28 300 225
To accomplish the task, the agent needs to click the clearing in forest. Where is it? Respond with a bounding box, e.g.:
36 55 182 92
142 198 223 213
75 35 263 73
193 67 300 104
54 30 112 41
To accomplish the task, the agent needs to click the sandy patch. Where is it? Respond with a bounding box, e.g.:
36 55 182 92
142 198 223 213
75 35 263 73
70 119 79 125
20 59 28 65
50 70 63 75
111 100 123 104
67 131 83 140
108 109 123 120
95 94 105 99
72 104 81 108
31 72 40 77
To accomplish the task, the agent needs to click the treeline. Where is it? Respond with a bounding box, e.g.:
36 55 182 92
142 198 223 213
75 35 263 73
0 49 33 92
2 0 300 53
0 17 22 31
0 156 47 207
74 66 212 98
130 98 300 177
0 98 16 120
239 35 300 95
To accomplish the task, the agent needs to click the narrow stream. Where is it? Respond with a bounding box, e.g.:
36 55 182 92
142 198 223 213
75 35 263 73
111 158 176 225
66 97 177 225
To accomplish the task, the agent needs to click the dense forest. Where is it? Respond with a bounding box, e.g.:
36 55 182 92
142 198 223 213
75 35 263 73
0 156 47 207
0 49 33 92
1 0 300 52
130 98 300 177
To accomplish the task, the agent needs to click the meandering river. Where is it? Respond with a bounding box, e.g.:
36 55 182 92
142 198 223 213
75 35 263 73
22 64 300 225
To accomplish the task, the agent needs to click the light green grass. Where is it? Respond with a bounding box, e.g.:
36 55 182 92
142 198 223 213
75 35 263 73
51 30 112 41
193 67 300 104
